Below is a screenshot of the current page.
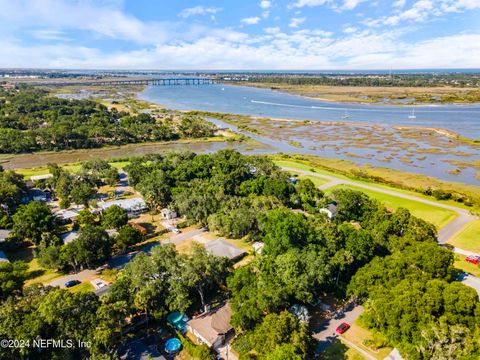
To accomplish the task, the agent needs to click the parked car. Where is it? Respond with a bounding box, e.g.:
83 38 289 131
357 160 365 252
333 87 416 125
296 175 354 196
336 322 350 334
65 280 81 288
466 255 480 265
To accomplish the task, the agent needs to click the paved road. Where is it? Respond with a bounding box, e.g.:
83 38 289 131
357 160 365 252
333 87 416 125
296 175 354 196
460 274 480 296
313 305 364 353
283 167 478 244
46 228 206 288
452 247 480 257
47 269 98 288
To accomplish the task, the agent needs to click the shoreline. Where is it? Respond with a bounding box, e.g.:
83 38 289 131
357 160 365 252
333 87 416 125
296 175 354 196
225 82 480 107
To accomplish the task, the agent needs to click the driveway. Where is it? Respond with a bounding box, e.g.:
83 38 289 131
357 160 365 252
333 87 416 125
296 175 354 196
313 305 364 353
460 274 480 297
47 269 99 288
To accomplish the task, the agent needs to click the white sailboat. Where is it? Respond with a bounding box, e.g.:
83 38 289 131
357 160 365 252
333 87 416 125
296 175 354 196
342 110 350 119
408 108 416 119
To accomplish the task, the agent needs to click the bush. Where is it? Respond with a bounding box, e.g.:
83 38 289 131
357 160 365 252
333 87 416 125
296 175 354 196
176 332 213 360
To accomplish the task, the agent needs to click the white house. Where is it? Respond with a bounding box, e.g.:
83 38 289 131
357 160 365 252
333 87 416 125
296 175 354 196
55 208 81 222
187 303 233 349
30 174 53 182
97 197 148 217
320 203 338 219
160 208 177 220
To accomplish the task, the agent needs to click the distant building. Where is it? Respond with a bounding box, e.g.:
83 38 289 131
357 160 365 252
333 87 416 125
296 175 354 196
0 229 12 243
55 209 80 223
97 197 148 217
30 174 53 182
320 203 338 219
0 250 9 263
188 303 233 349
129 222 148 235
160 208 177 220
252 242 264 254
22 188 51 203
204 239 246 261
61 230 79 245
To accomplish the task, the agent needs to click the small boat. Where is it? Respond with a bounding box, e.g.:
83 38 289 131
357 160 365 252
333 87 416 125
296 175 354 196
341 110 350 119
221 87 225 91
408 108 416 119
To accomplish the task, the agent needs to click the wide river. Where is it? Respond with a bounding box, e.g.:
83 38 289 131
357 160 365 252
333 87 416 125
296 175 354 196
140 83 480 139
139 83 480 185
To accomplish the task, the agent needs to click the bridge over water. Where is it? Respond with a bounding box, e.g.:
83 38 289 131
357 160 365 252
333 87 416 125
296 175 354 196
32 78 216 86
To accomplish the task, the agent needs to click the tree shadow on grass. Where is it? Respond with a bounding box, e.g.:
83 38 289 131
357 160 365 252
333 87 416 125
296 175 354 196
318 339 350 360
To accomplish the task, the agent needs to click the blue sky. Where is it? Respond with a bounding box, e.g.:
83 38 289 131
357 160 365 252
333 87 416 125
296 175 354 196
0 0 479 69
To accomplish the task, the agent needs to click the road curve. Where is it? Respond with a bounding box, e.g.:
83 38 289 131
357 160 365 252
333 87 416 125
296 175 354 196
282 166 478 245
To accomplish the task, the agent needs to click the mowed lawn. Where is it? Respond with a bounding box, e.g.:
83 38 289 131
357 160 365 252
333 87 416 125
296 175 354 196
6 247 63 286
454 254 480 277
326 184 457 230
320 339 365 360
448 220 480 253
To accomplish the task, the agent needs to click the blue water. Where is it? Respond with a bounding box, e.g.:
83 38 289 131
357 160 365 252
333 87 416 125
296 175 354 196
139 84 480 139
138 84 480 185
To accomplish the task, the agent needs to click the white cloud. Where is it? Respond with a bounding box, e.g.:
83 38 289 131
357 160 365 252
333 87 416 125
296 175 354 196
289 17 306 28
291 0 365 9
241 16 261 25
343 26 357 33
264 26 281 34
393 0 406 8
260 0 272 9
31 29 70 41
341 0 367 10
178 6 222 18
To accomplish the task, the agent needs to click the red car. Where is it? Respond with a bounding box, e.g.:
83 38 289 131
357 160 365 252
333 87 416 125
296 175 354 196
466 255 480 265
336 322 350 334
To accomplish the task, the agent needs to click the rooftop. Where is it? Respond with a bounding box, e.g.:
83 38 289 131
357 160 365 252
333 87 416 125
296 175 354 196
97 197 147 212
60 230 79 244
204 239 246 260
188 303 233 347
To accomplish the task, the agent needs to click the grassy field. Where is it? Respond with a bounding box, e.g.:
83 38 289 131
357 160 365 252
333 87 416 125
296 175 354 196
5 247 63 286
274 156 480 211
454 254 480 277
320 339 365 360
447 220 480 253
341 320 393 360
69 281 95 293
327 184 457 229
240 82 480 104
16 160 131 179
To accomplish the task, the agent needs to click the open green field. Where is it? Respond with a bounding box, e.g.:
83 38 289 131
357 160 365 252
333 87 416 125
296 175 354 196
454 254 480 277
448 220 480 253
328 184 457 229
5 247 63 286
15 160 131 179
274 156 480 211
69 281 95 294
320 339 365 360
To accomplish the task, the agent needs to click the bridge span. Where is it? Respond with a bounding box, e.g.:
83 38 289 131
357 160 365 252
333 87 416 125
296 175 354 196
31 78 216 87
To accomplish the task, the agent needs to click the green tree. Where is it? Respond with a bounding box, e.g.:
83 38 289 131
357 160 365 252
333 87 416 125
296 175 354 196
114 224 142 253
102 205 128 229
12 201 57 245
0 261 28 301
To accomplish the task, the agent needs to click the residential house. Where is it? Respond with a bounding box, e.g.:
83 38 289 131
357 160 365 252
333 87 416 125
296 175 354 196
204 239 246 261
129 222 148 235
22 188 51 203
160 208 177 220
55 208 80 223
97 197 148 217
319 203 338 219
61 230 79 245
187 303 233 349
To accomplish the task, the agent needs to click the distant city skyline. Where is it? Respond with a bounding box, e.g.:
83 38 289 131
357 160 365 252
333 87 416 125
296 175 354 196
0 0 479 70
